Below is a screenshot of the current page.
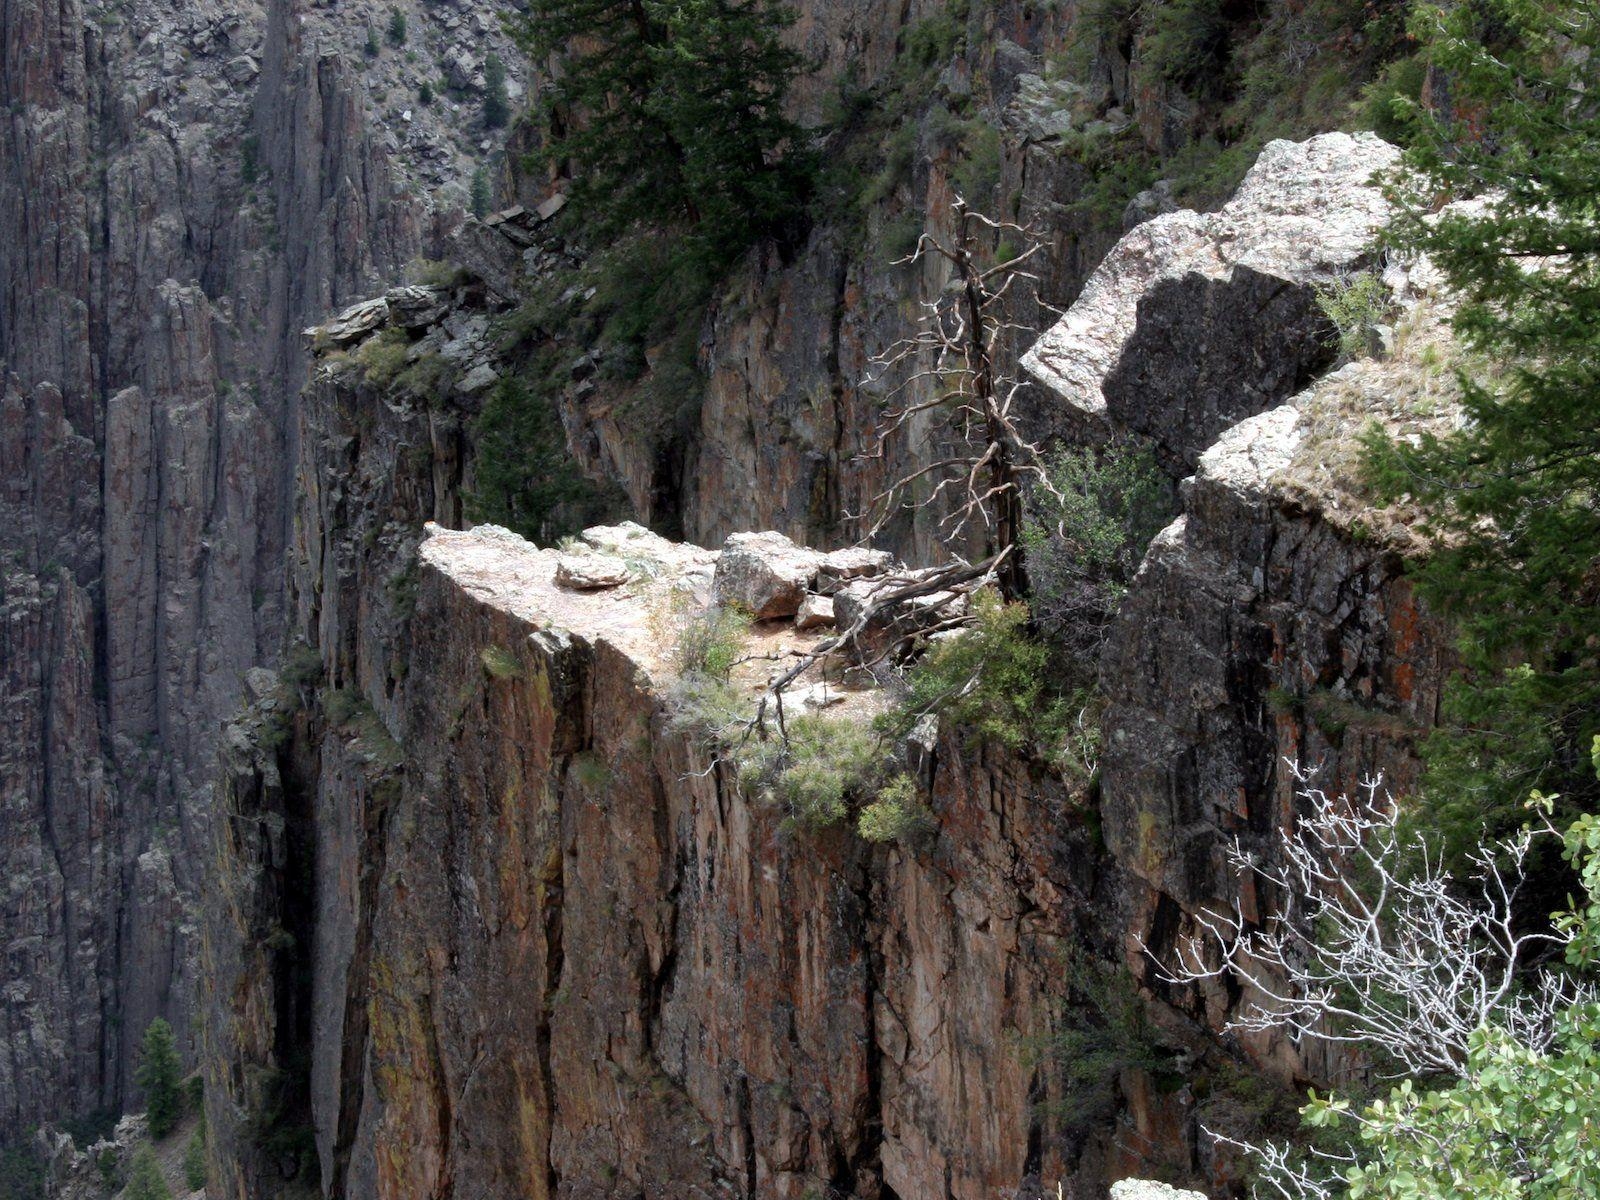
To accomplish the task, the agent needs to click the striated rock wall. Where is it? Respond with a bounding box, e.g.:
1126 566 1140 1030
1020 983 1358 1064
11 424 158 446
278 520 1147 1200
0 0 525 1136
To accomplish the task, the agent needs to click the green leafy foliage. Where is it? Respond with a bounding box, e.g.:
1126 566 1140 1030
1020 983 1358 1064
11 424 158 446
482 54 509 129
1316 269 1393 363
0 1139 45 1200
123 1146 172 1200
670 603 750 681
883 592 1096 774
135 1019 182 1140
1288 795 1600 1200
1363 0 1600 839
513 0 812 261
469 166 491 218
740 714 890 829
857 773 935 843
1023 442 1169 654
1039 954 1178 1134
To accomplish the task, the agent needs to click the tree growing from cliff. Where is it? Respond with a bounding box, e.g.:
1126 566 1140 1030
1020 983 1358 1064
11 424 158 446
512 0 813 260
1364 0 1600 839
482 54 510 129
123 1146 172 1200
135 1019 182 1139
1155 757 1600 1199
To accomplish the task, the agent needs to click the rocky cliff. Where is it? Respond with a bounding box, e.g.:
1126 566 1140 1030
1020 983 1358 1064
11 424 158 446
199 131 1458 1198
0 0 526 1136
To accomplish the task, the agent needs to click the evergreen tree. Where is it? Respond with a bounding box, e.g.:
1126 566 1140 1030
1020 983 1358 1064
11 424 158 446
123 1146 172 1200
512 0 812 258
1366 0 1600 837
134 1019 182 1139
469 167 492 219
387 8 407 46
482 54 510 129
182 1113 207 1192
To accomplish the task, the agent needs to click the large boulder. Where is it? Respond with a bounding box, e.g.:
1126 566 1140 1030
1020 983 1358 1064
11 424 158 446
711 531 825 619
1022 132 1401 472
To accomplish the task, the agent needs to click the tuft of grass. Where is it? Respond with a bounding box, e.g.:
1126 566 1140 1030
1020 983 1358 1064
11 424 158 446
480 645 523 680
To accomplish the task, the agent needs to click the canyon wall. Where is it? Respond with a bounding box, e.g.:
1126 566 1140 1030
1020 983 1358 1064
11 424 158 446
203 132 1456 1198
0 0 525 1133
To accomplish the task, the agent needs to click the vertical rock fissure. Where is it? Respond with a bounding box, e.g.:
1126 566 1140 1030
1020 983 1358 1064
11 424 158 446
538 786 565 1199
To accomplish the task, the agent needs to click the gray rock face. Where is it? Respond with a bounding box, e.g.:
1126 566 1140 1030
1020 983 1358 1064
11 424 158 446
0 0 520 1139
1028 131 1455 1084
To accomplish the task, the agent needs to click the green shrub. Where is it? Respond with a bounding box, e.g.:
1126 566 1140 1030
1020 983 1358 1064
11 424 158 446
1359 53 1426 144
240 134 261 186
482 54 509 128
356 328 410 387
1143 0 1231 94
467 371 626 544
670 602 749 681
857 773 935 843
885 593 1075 763
183 1113 207 1191
1023 442 1169 661
1316 269 1392 362
418 81 434 106
386 8 406 46
123 1146 171 1200
480 645 523 681
664 674 753 745
470 166 492 218
741 714 889 829
0 1139 46 1200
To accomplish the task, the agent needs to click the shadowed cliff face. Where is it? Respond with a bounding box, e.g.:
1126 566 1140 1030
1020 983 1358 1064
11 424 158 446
0 0 536 1134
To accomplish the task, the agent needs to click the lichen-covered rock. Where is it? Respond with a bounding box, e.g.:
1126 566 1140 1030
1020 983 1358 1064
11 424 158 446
795 593 836 630
554 552 632 590
1110 1180 1207 1200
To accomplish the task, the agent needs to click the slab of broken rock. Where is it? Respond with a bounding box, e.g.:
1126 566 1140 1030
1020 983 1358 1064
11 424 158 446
711 531 894 620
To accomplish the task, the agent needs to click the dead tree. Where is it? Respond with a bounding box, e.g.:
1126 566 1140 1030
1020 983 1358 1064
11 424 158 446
855 198 1057 602
734 201 1060 746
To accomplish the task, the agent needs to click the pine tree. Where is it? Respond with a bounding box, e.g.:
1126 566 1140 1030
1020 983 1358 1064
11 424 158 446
469 167 492 219
512 0 811 258
1365 0 1600 838
182 1112 207 1191
387 7 407 46
482 54 510 129
134 1019 183 1139
123 1146 172 1200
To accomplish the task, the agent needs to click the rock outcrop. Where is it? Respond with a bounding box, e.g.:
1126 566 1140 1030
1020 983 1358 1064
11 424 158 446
1026 132 1455 1086
198 129 1460 1199
1023 133 1401 472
